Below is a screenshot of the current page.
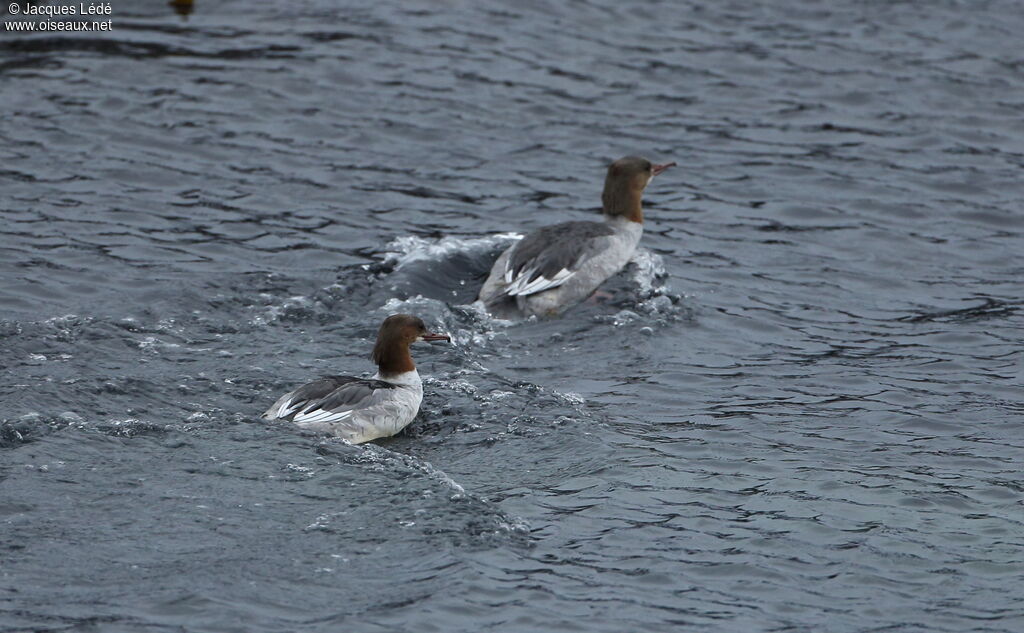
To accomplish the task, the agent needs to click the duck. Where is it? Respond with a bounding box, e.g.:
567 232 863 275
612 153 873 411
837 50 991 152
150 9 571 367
477 155 674 318
262 314 450 443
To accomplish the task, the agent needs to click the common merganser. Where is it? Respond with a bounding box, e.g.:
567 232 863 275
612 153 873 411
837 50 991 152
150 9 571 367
478 155 674 318
262 314 450 443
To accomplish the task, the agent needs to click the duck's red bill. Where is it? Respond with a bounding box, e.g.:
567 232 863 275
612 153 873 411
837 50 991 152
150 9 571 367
652 162 676 177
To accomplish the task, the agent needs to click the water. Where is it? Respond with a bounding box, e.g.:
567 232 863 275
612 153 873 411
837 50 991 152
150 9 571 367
2 1 1023 631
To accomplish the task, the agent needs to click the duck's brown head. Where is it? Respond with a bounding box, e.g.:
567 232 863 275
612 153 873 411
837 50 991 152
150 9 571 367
601 155 675 223
371 314 450 376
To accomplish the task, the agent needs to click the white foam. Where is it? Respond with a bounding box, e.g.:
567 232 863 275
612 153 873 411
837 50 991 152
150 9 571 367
250 294 315 326
381 233 521 271
629 247 669 296
138 336 182 352
379 295 440 314
354 443 467 495
424 377 479 395
285 463 316 477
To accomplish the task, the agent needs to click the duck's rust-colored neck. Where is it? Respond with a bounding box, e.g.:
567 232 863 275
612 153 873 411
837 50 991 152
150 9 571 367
601 181 645 223
372 337 415 376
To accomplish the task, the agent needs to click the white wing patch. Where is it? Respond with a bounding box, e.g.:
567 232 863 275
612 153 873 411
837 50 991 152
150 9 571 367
265 392 359 425
504 265 576 297
291 407 356 425
268 396 300 420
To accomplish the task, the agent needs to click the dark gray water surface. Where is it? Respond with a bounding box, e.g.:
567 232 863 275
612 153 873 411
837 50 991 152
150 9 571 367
2 1 1023 631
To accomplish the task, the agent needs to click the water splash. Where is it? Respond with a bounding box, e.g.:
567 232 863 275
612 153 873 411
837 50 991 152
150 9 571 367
381 233 521 271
